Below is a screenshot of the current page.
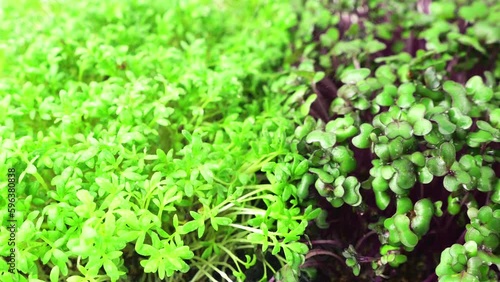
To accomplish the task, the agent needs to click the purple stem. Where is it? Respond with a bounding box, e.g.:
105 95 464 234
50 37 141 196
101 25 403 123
422 273 437 282
306 249 345 265
308 239 343 248
355 230 377 250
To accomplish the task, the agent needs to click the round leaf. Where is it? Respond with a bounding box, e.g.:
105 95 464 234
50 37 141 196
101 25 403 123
427 157 448 177
440 142 456 167
340 68 371 84
413 119 433 136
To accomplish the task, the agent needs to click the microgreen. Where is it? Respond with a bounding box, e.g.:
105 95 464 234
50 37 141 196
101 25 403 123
0 1 324 281
284 0 500 280
2 0 500 281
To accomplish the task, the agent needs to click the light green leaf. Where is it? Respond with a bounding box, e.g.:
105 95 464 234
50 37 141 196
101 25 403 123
443 81 471 114
340 68 371 84
305 130 336 148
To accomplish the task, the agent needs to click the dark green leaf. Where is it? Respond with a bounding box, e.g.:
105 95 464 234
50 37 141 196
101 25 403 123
427 157 448 177
440 142 456 167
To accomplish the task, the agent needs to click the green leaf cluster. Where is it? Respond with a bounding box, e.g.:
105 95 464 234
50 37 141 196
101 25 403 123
0 1 321 281
288 0 500 278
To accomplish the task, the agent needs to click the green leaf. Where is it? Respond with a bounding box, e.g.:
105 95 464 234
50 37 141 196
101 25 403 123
476 121 498 135
331 146 357 174
343 176 362 206
458 2 488 21
276 264 299 282
413 119 433 136
247 233 267 244
407 104 427 124
314 72 325 83
465 76 493 103
175 246 194 259
77 142 98 159
449 108 473 130
396 197 413 215
340 68 371 84
456 34 487 54
103 259 120 281
375 65 396 84
393 159 416 190
76 190 94 204
459 155 476 171
305 130 336 149
300 94 317 117
375 89 395 106
423 67 441 90
430 2 456 20
427 157 448 177
380 166 395 180
411 199 434 236
198 165 214 183
467 130 493 145
333 40 362 56
309 168 334 184
365 40 386 54
293 159 309 177
397 90 416 108
443 175 460 192
211 217 232 231
26 163 37 174
352 123 373 149
432 114 457 135
410 152 426 167
374 190 390 210
490 109 500 128
50 266 60 282
372 177 389 192
386 121 412 139
286 242 309 254
394 214 419 248
337 85 358 99
180 221 200 235
443 81 471 114
440 142 456 167
320 28 340 46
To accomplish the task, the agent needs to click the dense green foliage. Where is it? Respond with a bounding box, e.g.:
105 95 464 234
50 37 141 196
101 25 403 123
1 0 499 281
0 0 320 281
292 0 500 281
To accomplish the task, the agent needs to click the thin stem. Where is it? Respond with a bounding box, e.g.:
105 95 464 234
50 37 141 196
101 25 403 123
228 223 279 237
224 207 267 217
306 249 345 265
215 184 274 212
33 172 49 190
240 152 281 175
219 194 275 214
216 244 246 275
358 256 377 263
355 230 377 250
353 57 360 69
456 229 466 244
190 261 220 282
307 239 342 248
